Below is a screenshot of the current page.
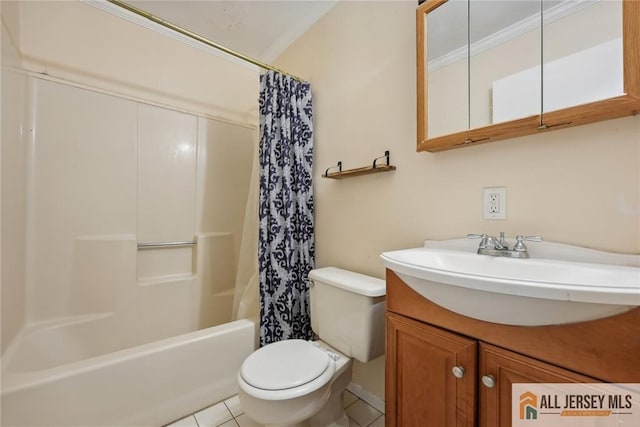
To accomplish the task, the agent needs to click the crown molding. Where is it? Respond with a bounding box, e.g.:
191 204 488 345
428 0 600 72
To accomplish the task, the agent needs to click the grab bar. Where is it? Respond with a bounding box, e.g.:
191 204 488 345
137 240 197 250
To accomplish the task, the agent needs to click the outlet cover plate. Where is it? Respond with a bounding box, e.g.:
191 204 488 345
484 187 506 220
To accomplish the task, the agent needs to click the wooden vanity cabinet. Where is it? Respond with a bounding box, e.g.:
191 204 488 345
385 270 640 427
386 313 476 427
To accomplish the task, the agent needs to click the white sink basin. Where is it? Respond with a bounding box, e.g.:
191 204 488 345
380 239 640 326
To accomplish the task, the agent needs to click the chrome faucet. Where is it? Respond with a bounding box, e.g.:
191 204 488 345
467 233 543 258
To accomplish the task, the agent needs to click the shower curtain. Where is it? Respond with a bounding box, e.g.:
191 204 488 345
258 70 314 346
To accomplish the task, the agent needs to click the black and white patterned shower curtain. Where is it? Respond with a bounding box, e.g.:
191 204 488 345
258 70 314 346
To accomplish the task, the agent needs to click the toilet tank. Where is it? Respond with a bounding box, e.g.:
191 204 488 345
308 267 386 363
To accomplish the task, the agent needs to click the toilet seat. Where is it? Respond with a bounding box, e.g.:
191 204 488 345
241 339 330 390
238 339 336 400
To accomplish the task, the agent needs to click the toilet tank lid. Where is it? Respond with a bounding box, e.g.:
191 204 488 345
308 267 386 297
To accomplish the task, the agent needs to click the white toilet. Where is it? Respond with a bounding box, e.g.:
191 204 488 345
237 267 386 427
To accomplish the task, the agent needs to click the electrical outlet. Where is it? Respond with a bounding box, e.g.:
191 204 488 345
484 187 506 220
488 192 500 213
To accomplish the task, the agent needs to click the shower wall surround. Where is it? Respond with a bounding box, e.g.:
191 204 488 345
138 104 197 244
136 104 197 283
29 78 137 321
1 4 29 353
25 77 255 345
2 0 260 362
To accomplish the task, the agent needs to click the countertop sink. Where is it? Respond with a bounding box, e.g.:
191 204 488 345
380 239 640 326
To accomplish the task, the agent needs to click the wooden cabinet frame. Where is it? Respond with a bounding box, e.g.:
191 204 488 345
386 270 640 426
386 270 640 382
417 0 640 152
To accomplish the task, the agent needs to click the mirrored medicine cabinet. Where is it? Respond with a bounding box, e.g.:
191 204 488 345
417 0 640 152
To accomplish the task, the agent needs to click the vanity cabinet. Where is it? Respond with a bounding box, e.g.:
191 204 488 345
385 270 640 426
386 313 476 426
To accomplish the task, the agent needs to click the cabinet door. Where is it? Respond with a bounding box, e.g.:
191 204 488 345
386 313 477 427
541 0 623 116
479 343 598 427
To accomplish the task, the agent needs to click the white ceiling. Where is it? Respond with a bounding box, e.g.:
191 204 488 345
126 0 338 63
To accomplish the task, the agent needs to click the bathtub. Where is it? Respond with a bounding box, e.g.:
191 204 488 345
1 317 258 426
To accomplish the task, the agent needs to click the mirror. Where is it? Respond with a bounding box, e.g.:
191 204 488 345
425 0 468 138
417 0 640 152
541 0 623 114
470 0 541 128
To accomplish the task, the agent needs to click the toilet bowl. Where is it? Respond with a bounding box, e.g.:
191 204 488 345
238 340 352 427
237 267 386 427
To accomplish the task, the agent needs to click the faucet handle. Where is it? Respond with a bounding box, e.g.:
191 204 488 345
519 235 543 242
467 233 489 249
513 235 543 252
466 233 486 239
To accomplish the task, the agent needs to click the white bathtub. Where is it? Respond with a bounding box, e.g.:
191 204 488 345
1 318 257 426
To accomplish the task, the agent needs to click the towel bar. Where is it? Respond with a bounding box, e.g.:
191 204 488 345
137 240 197 250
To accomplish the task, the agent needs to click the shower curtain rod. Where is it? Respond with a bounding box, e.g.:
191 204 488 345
106 0 305 83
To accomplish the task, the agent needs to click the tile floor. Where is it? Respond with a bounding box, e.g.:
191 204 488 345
165 390 384 427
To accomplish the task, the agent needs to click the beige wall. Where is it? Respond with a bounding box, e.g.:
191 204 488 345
275 0 640 402
18 0 258 125
1 1 28 354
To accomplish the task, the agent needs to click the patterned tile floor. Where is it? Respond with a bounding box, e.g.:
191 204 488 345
166 390 384 427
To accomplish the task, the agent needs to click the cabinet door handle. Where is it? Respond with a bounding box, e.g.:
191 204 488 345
482 375 495 388
452 366 465 378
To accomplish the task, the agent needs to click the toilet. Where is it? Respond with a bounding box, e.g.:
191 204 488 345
237 267 386 427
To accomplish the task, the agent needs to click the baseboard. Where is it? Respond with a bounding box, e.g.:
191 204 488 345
346 382 385 414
